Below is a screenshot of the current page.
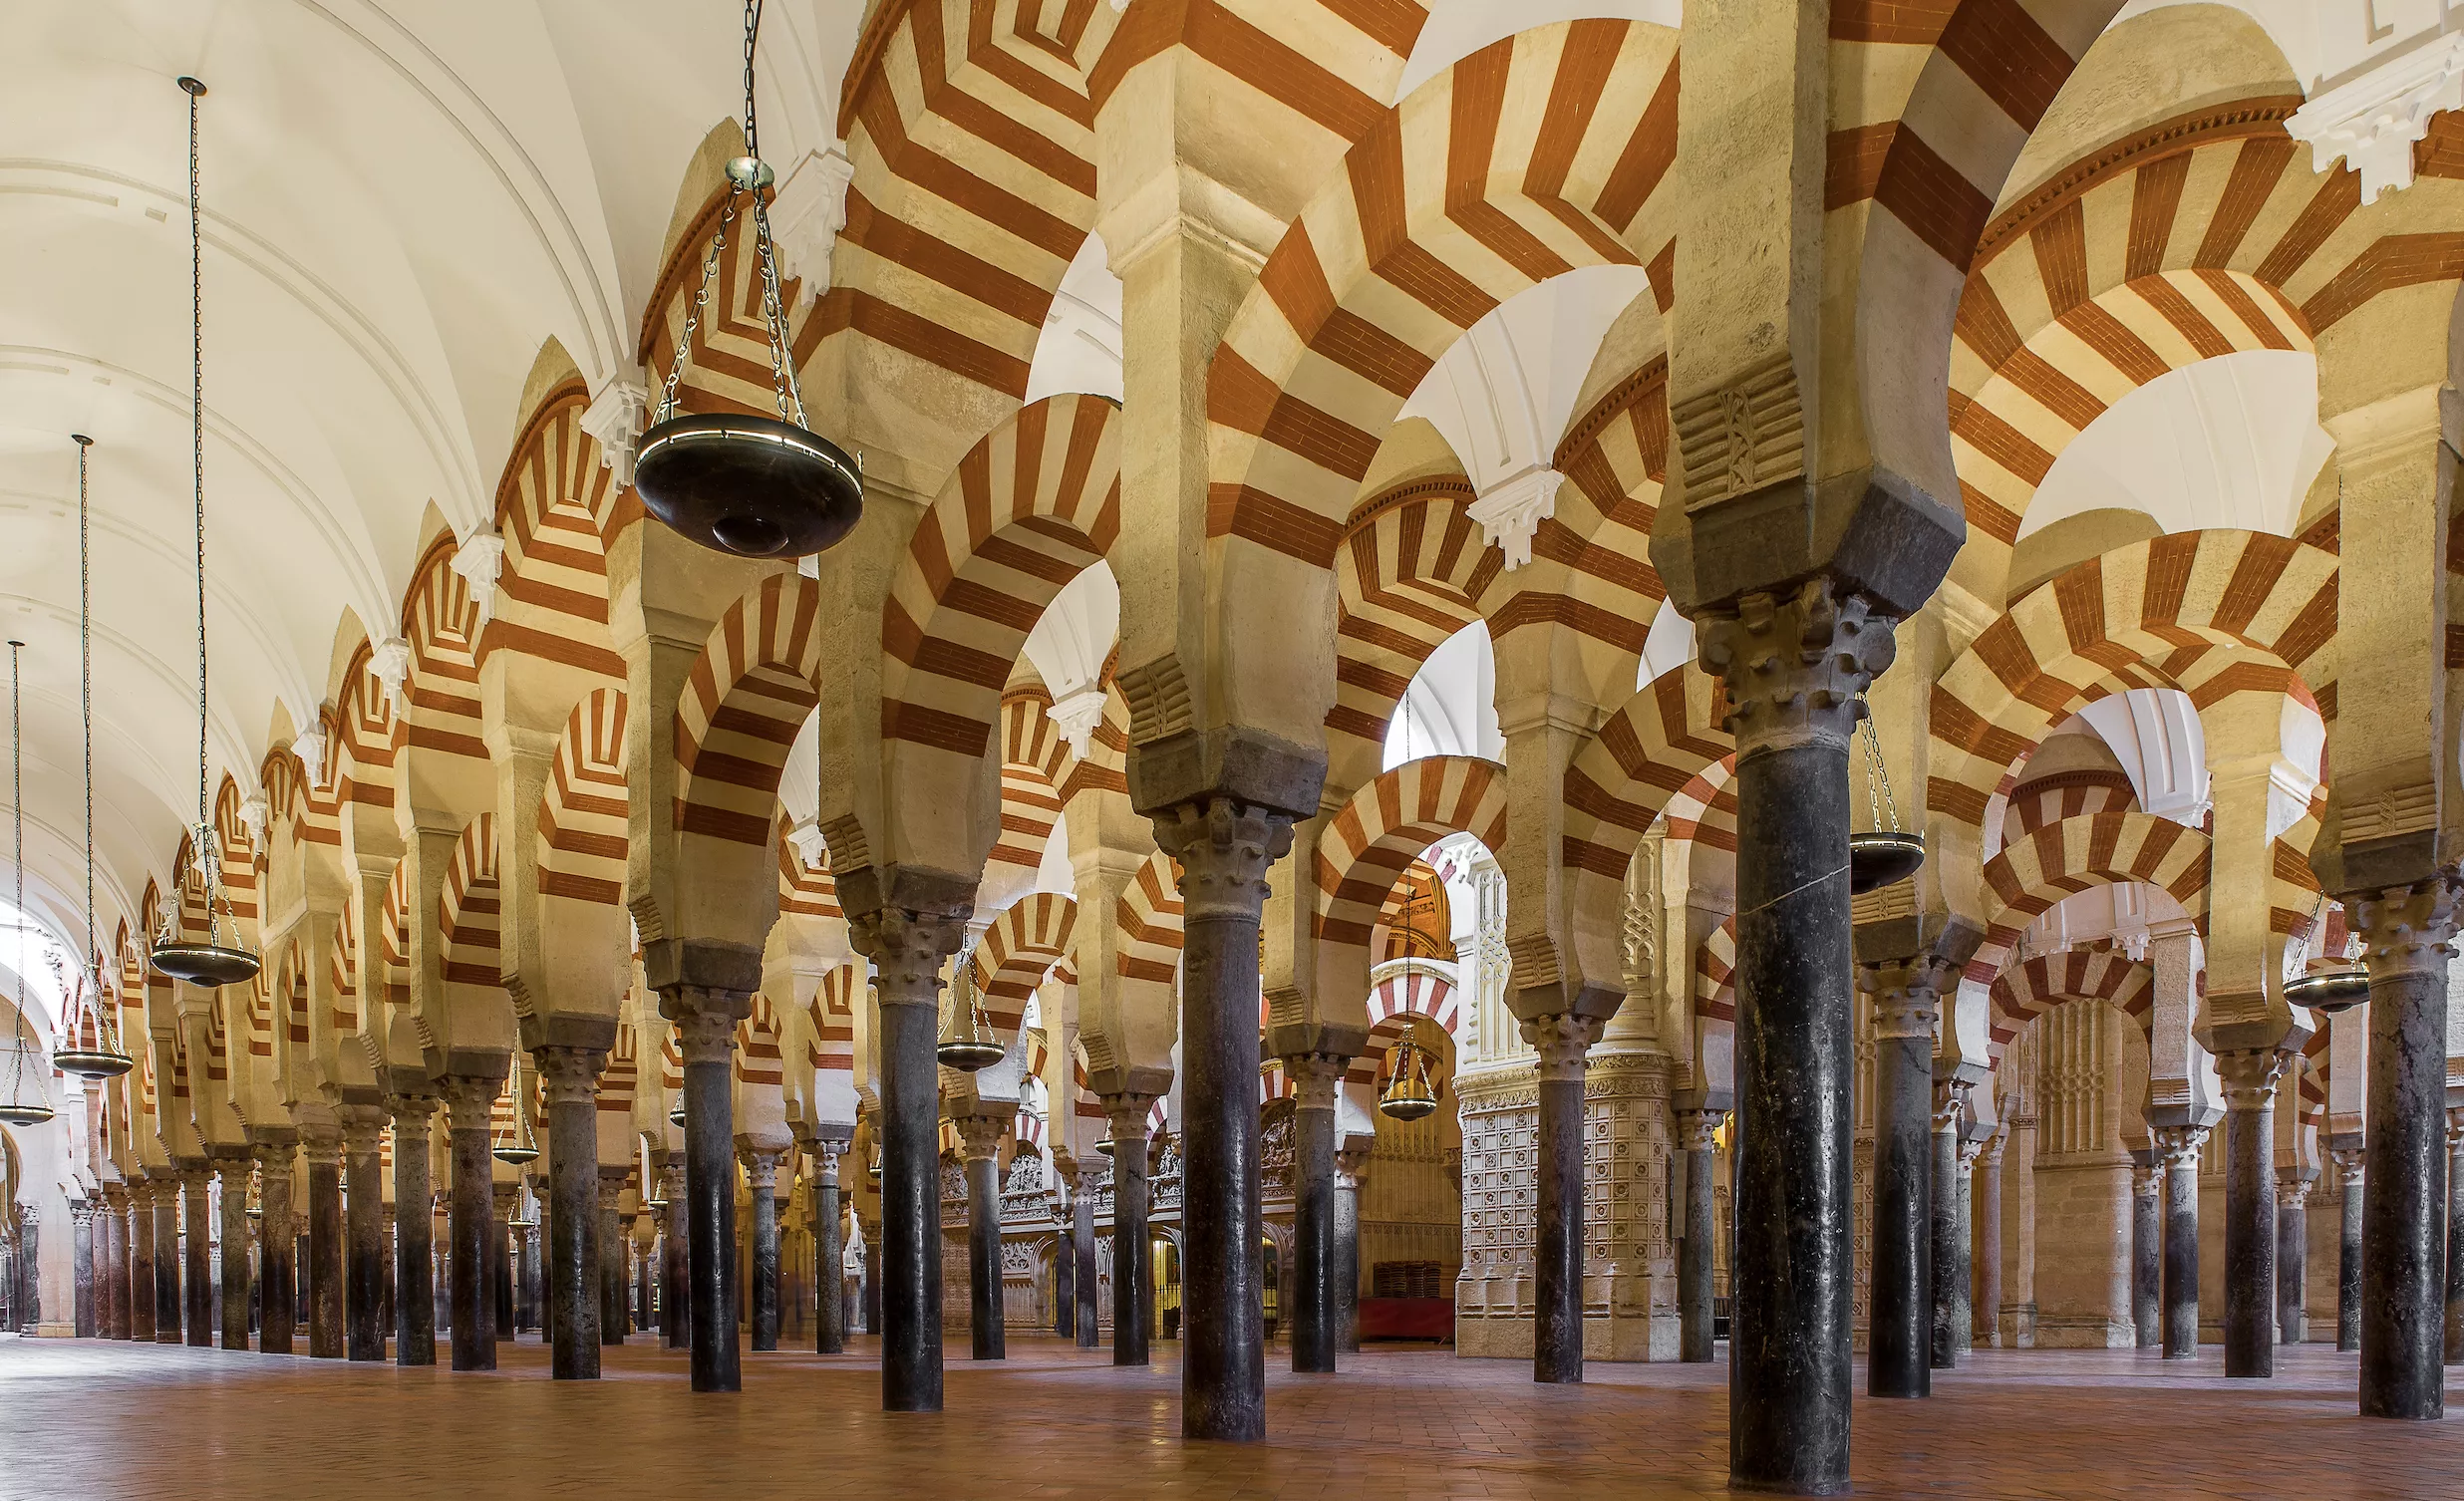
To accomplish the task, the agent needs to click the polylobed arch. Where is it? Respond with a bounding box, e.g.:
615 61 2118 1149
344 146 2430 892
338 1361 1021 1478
1189 20 1680 754
1966 810 2211 986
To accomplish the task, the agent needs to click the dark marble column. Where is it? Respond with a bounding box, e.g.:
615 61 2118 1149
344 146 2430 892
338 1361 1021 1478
1973 1136 2004 1349
1053 1174 1075 1340
811 1141 845 1353
1700 584 1891 1496
2350 877 2456 1418
303 1134 343 1357
212 1152 252 1351
954 1114 1009 1362
516 1197 540 1335
1929 1085 1964 1371
2278 1174 2310 1347
182 1167 213 1347
746 1149 782 1353
1334 1145 1366 1354
129 1183 156 1343
1861 962 1943 1396
2337 1152 2363 1352
597 1169 630 1345
1953 1136 1978 1357
71 1199 97 1339
1073 1180 1098 1349
1284 1057 1341 1374
154 1174 184 1343
257 1143 297 1355
660 1155 690 1351
2216 1049 2283 1377
14 1204 39 1334
343 1115 386 1361
2132 1163 2161 1350
491 1184 516 1338
2447 1111 2464 1365
533 1045 601 1376
1105 1096 1156 1368
99 1191 124 1340
2154 1124 2207 1360
848 909 965 1413
661 986 748 1393
1151 799 1291 1441
1677 1109 1721 1362
442 1077 499 1370
1529 1013 1603 1385
391 1096 439 1366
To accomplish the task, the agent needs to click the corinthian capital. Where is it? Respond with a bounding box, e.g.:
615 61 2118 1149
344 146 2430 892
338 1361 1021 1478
1149 798 1295 923
1696 578 1896 756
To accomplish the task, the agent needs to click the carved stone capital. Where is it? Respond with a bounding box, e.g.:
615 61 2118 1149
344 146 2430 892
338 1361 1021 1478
2332 1148 2365 1188
1334 1145 1371 1184
810 1138 845 1183
1676 1107 1724 1154
1149 797 1295 924
341 1113 388 1157
2151 1124 2209 1170
389 1093 440 1134
953 1112 1010 1164
741 1149 780 1191
2131 1165 2161 1199
662 986 751 1064
847 909 965 1008
298 1127 342 1168
533 1045 606 1107
1282 1053 1348 1112
1860 955 1957 1041
438 1073 502 1132
1696 577 1895 757
1931 1079 1969 1134
595 1168 628 1213
1522 1013 1605 1083
2349 872 2463 980
254 1140 298 1175
2215 1048 2288 1114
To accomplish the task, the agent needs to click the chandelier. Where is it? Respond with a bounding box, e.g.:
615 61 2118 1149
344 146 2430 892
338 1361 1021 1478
1378 885 1439 1121
148 76 258 990
1848 693 1925 895
2284 891 2367 1015
631 0 862 559
53 437 134 1080
936 941 1004 1072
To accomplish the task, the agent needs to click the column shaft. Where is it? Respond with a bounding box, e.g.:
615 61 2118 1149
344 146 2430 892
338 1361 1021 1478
2279 1183 2309 1347
1334 1149 1364 1355
599 1178 628 1345
1678 1118 1718 1362
393 1101 437 1366
1109 1112 1151 1367
214 1156 250 1351
1929 1104 1960 1371
1974 1144 2004 1350
541 1049 601 1377
2131 1170 2161 1350
2218 1051 2281 1378
444 1082 497 1371
306 1147 343 1357
953 1118 1007 1363
71 1204 94 1339
668 992 743 1393
1863 973 1937 1397
878 987 942 1406
662 1160 690 1351
2353 878 2454 1419
1530 1018 1599 1384
158 1181 185 1343
130 1188 156 1343
258 1148 296 1355
2447 1117 2464 1364
748 1153 781 1353
2158 1130 2203 1360
1286 1060 1339 1374
182 1172 212 1347
344 1126 386 1360
1073 1189 1098 1349
813 1155 844 1354
2338 1159 2363 1352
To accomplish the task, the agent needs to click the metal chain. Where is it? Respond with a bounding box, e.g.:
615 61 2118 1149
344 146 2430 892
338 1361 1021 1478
188 83 207 839
653 196 737 427
76 437 103 1042
7 640 28 1103
1854 698 1901 834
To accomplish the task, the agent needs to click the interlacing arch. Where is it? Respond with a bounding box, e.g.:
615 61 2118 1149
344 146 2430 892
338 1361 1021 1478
831 0 1121 403
1314 756 1508 953
880 394 1120 810
1967 811 2211 986
1986 948 2154 1061
1928 530 2337 846
973 891 1076 1044
1201 20 1680 722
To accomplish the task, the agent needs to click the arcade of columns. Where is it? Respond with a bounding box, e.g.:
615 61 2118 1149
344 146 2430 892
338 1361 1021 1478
18 5 2464 1496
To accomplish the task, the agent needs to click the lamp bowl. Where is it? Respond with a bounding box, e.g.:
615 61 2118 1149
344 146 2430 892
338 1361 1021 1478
634 412 863 560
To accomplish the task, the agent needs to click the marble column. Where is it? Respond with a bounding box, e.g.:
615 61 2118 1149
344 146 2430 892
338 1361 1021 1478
181 1166 213 1347
2131 1163 2161 1350
98 1191 123 1340
811 1142 845 1354
2350 876 2457 1418
257 1142 297 1355
343 1115 386 1361
746 1149 782 1353
1700 584 1890 1496
533 1046 600 1375
1052 1176 1074 1339
516 1198 540 1335
442 1077 499 1370
489 1183 516 1338
1283 1056 1342 1374
1677 1109 1721 1362
71 1198 96 1339
212 1152 251 1351
13 1203 37 1335
1529 1013 1604 1385
2153 1125 2207 1360
848 909 963 1413
1929 1085 1964 1371
597 1168 629 1345
1104 1095 1156 1368
155 1173 184 1343
2216 1049 2284 1377
129 1182 156 1343
2447 1110 2464 1365
1862 962 1943 1396
1954 1135 1979 1357
664 987 747 1393
391 1096 439 1366
303 1133 343 1357
1073 1174 1099 1349
660 1155 690 1351
2278 1173 2310 1348
2335 1151 2363 1352
1334 1145 1366 1355
1973 1136 2004 1350
1151 799 1290 1441
954 1115 1008 1362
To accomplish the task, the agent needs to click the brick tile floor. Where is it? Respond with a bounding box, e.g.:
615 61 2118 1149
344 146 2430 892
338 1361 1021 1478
0 1334 2456 1500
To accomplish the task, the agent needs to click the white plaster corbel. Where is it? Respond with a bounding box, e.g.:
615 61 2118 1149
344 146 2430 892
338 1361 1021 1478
769 143 855 312
1048 685 1107 760
1465 465 1563 570
2288 33 2464 204
370 636 413 721
787 818 830 872
581 374 650 488
238 791 268 851
291 724 329 789
450 526 506 627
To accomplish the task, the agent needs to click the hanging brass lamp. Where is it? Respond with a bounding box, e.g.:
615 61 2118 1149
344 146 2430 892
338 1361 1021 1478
1378 1031 1438 1122
149 78 258 991
935 946 1004 1072
492 1078 541 1165
53 437 134 1081
1848 696 1925 895
1 641 57 1129
632 1 862 560
2285 892 2368 1015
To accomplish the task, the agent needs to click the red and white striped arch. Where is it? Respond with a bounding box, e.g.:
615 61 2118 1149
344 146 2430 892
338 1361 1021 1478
439 815 503 1015
1560 664 1732 988
1967 811 2211 985
602 1020 640 1116
777 817 841 921
993 689 1070 873
1694 919 1736 1026
672 572 825 850
974 891 1077 1045
1985 947 2153 1062
806 964 859 1076
486 378 630 677
1115 848 1183 989
397 533 491 814
737 993 785 1088
1327 478 1495 798
1314 756 1507 952
639 183 825 425
2000 767 2138 849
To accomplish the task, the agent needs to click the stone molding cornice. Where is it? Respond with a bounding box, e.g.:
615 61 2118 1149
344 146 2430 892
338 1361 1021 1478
1341 473 1477 532
1554 354 1669 472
